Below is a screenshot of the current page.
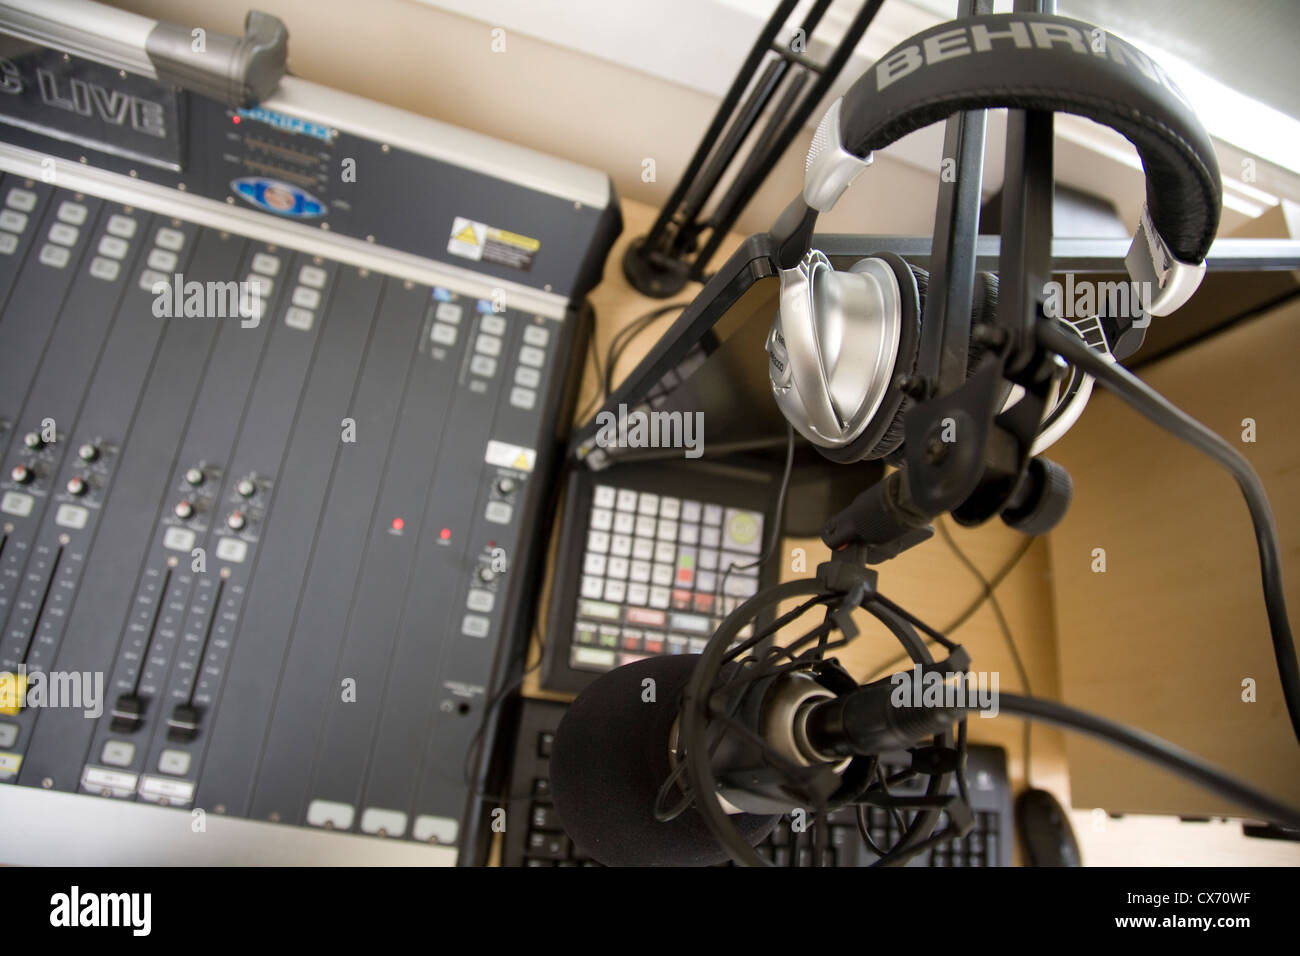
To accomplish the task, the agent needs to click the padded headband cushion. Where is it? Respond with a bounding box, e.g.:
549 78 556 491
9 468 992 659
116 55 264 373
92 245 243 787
837 13 1221 263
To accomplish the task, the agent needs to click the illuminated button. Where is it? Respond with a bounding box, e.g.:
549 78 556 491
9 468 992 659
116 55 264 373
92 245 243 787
723 508 763 554
174 500 194 519
571 646 616 671
145 248 175 270
435 302 462 324
462 614 490 638
292 286 320 309
251 252 280 276
475 334 501 357
5 188 36 212
361 808 408 837
0 210 28 232
466 589 494 613
10 464 33 484
57 201 87 225
480 314 507 336
65 476 87 496
509 387 535 409
523 325 549 347
39 244 69 268
99 236 130 260
158 749 191 775
0 233 16 255
101 740 135 767
306 799 354 829
1 491 34 516
106 214 137 238
285 307 314 330
23 431 42 449
519 345 544 367
484 500 511 524
163 527 195 551
48 222 78 246
89 256 120 281
593 485 616 508
236 477 256 498
298 264 327 288
52 502 85 539
215 537 247 562
515 366 540 388
469 355 496 377
184 467 204 486
226 511 246 531
155 227 185 251
412 815 458 844
431 322 457 345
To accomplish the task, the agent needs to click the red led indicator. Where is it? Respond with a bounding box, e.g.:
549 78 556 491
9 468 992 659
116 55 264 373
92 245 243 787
391 517 405 531
440 527 451 540
232 115 241 124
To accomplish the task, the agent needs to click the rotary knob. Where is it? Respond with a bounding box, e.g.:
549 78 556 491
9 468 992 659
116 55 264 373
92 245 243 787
236 477 256 498
23 432 43 450
174 500 195 520
11 464 33 484
78 443 99 462
226 511 246 531
66 476 88 496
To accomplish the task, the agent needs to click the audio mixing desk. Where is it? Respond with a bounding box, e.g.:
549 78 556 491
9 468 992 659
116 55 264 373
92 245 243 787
0 1 619 864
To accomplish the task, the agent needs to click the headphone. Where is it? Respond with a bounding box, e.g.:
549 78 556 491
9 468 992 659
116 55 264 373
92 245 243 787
767 12 1222 463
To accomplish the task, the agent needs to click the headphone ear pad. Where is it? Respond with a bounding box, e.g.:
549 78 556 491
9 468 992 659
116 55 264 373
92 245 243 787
857 262 928 461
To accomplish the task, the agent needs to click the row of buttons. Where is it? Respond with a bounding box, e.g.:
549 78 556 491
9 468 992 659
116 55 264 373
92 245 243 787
304 798 459 842
0 187 36 255
136 227 187 290
98 738 191 776
160 526 248 563
87 213 140 281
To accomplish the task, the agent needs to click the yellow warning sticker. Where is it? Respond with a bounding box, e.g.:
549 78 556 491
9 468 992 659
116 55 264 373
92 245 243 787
448 216 539 272
485 439 536 473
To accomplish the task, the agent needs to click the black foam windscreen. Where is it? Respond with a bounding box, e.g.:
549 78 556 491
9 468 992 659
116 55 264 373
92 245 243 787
550 654 780 866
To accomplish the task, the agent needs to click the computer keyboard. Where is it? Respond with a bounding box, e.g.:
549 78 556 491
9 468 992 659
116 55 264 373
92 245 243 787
540 461 780 694
499 697 1014 867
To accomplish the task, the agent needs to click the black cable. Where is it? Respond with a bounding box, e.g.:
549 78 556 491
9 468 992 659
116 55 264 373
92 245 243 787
718 423 795 604
1040 320 1300 748
993 692 1300 829
937 516 1034 786
574 302 689 423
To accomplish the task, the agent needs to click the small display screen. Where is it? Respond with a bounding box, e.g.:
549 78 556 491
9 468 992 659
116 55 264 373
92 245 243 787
0 39 184 171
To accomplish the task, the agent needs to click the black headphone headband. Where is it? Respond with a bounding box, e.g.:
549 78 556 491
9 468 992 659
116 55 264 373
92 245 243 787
811 13 1221 265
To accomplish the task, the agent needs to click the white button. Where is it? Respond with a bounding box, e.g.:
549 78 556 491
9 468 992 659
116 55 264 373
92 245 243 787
613 512 635 535
571 646 616 670
660 497 681 520
475 334 501 357
251 252 280 276
590 508 613 532
89 256 120 281
6 188 36 212
360 808 408 837
638 493 659 516
57 201 87 225
583 553 606 576
306 799 354 829
635 515 656 538
485 500 512 523
606 557 628 579
246 275 272 298
158 749 191 775
101 740 135 767
298 264 327 288
54 504 88 529
523 325 550 347
616 489 638 511
285 306 314 330
0 722 17 748
145 248 176 270
515 366 540 388
656 519 678 540
469 355 496 376
155 227 185 250
629 560 651 583
604 579 626 603
97 236 130 260
654 540 675 563
292 286 320 309
593 485 616 508
580 575 604 599
139 268 168 291
435 302 462 324
649 587 671 609
509 387 535 409
106 214 137 238
610 534 632 557
519 345 545 367
651 563 673 586
466 589 494 612
1 491 34 516
412 815 459 844
431 323 457 345
462 614 490 638
0 210 28 232
0 233 17 255
163 527 196 551
48 222 79 246
627 583 650 606
216 537 247 562
587 530 610 553
39 244 69 267
480 314 507 335
632 538 654 560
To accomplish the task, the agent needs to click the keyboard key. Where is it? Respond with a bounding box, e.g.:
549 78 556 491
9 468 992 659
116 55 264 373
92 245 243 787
619 652 650 667
106 214 137 238
671 589 692 611
597 625 619 648
587 530 609 553
637 493 659 516
701 526 721 549
523 324 550 346
606 557 628 579
574 622 598 645
583 553 606 576
578 599 621 621
593 485 616 508
299 264 327 288
723 508 764 554
610 534 632 557
629 560 651 583
679 523 699 545
656 519 677 541
251 252 281 275
5 188 36 211
693 593 716 614
580 576 604 599
626 607 666 627
614 512 636 535
57 201 87 224
649 587 671 609
481 314 507 335
603 580 626 603
651 563 673 586
699 549 719 571
667 635 689 655
155 227 185 250
671 612 711 635
703 504 723 526
591 508 613 531
519 345 545 367
724 575 759 598
696 570 716 592
681 500 702 523
654 541 675 564
635 515 656 538
632 537 654 560
626 583 649 606
0 209 27 232
48 222 78 245
643 634 664 654
616 489 638 512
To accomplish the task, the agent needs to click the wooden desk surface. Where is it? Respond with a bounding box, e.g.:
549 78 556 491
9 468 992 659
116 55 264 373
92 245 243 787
520 199 1073 823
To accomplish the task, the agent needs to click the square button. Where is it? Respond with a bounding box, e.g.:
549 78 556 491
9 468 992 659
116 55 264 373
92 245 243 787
155 227 185 250
145 248 175 270
158 749 191 775
637 493 659 516
0 721 17 748
48 222 78 246
39 244 69 268
593 485 616 509
462 614 490 638
285 306 314 330
480 314 507 336
54 504 88 529
98 236 130 260
616 489 638 512
101 740 135 767
519 345 545 368
163 527 196 551
89 256 120 281
431 323 457 345
106 214 137 238
475 334 501 357
509 387 535 409
467 588 495 613
485 501 512 524
470 354 497 377
435 302 462 324
0 210 28 232
515 366 540 388
246 275 272 298
5 188 36 212
216 537 247 562
299 264 327 288
613 512 635 535
57 201 88 225
251 252 280 276
523 325 549 347
1 492 33 517
0 233 17 255
292 286 321 309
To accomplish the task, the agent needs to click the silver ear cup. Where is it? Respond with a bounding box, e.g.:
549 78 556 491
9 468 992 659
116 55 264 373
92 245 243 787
767 250 903 450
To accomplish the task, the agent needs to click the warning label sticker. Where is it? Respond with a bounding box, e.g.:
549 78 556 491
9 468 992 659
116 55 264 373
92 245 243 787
447 216 539 272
